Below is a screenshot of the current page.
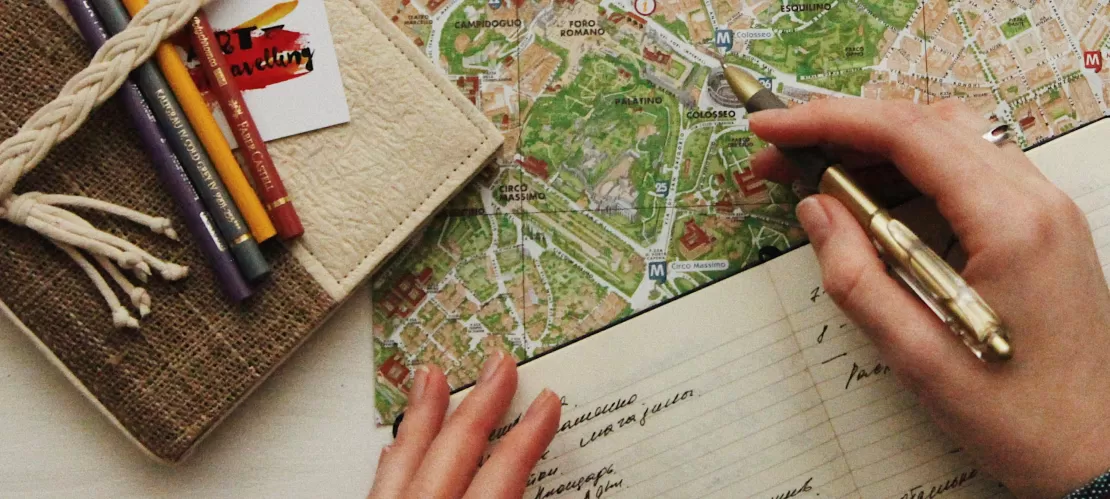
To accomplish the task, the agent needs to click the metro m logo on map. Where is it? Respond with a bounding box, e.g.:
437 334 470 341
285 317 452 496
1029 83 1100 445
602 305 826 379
715 29 734 52
1084 51 1103 73
648 261 667 283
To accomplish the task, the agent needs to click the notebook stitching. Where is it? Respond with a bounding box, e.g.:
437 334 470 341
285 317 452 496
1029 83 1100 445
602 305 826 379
298 0 492 285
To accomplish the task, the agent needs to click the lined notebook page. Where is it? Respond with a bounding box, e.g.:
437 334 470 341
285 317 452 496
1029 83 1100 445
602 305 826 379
443 120 1108 499
1050 165 1110 279
1078 185 1110 279
458 261 854 498
1028 120 1110 279
447 247 1001 498
766 250 1005 499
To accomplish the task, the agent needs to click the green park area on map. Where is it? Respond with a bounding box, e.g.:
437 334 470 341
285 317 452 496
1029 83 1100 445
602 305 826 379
371 0 1110 422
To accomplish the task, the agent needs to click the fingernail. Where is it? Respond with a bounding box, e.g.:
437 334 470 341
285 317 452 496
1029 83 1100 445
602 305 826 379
525 388 556 420
797 197 830 246
411 366 430 401
479 350 505 384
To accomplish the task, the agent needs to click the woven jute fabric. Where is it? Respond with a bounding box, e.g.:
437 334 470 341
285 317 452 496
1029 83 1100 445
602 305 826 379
0 2 336 462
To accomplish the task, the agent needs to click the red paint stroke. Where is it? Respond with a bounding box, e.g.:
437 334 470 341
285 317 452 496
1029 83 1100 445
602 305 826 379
181 25 314 103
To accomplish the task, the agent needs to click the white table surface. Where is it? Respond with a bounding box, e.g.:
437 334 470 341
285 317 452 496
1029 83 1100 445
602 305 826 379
0 287 391 498
1 115 1107 497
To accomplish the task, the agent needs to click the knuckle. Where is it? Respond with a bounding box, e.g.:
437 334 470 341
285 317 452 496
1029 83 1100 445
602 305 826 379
1017 212 1052 248
1039 190 1090 243
885 100 929 129
930 98 972 120
376 442 399 465
456 424 493 452
445 408 496 444
1045 189 1084 224
931 98 995 134
448 408 486 433
821 262 869 310
1004 196 1074 249
800 98 836 120
393 421 432 450
392 426 416 449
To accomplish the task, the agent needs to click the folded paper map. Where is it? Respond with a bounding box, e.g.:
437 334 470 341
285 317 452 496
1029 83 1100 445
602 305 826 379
371 0 1110 423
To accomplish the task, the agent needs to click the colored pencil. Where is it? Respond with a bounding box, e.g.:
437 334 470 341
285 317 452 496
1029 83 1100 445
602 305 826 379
62 0 253 302
188 11 305 240
117 2 278 244
92 0 271 283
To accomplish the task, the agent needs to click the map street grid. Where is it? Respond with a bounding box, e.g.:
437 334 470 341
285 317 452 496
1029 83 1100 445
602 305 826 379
371 0 1110 423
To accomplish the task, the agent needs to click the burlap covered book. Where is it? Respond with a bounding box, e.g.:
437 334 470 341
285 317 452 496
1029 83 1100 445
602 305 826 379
0 0 500 463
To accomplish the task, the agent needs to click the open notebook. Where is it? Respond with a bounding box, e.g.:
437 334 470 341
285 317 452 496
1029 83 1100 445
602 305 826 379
436 119 1110 498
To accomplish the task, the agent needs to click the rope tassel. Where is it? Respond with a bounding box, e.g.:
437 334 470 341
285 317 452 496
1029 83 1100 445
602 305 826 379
54 242 141 329
0 0 209 328
1 193 188 326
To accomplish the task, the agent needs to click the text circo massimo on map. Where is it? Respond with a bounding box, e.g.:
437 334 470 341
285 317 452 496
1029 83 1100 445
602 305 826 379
498 184 546 203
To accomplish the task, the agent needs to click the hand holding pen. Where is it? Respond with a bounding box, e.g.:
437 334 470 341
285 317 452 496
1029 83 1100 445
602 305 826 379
722 66 1012 360
742 91 1110 497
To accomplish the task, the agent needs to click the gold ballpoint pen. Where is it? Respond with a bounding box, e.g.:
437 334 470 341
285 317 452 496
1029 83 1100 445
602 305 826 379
721 64 1012 361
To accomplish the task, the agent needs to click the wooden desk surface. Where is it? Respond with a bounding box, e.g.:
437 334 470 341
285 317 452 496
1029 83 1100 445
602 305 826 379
0 117 1106 497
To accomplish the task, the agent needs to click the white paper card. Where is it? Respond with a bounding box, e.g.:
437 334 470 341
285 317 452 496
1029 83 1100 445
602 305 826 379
186 0 351 143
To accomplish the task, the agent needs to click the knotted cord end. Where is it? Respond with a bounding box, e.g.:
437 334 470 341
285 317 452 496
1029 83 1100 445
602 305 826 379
159 263 189 281
3 192 188 329
151 218 178 240
129 287 152 317
0 0 210 330
113 307 140 329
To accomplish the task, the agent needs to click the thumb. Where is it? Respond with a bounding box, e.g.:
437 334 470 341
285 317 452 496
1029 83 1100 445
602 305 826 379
797 195 978 392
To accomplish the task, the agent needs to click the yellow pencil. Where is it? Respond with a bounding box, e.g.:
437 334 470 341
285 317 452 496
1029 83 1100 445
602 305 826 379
120 0 277 243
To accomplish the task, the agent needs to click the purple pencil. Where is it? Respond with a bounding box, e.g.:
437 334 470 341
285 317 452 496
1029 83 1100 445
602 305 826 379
62 0 252 302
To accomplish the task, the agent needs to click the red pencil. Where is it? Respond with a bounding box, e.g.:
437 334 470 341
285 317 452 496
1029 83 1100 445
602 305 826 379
188 11 304 240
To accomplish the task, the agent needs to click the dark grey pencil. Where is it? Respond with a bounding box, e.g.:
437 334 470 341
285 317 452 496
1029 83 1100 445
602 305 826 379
89 0 271 283
62 0 253 301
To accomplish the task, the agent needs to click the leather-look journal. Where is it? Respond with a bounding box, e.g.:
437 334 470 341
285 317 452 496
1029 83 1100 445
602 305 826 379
0 0 501 463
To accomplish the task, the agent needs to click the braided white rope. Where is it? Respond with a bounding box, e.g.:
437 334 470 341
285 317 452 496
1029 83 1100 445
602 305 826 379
0 0 209 327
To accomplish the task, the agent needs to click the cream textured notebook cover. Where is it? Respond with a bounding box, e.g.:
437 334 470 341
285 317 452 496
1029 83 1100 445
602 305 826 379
0 0 500 463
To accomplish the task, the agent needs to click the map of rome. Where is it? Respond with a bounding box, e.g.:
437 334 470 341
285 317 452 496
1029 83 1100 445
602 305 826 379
372 0 1110 422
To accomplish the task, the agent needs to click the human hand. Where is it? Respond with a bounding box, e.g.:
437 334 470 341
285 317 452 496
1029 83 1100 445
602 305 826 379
369 352 561 499
750 99 1110 498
